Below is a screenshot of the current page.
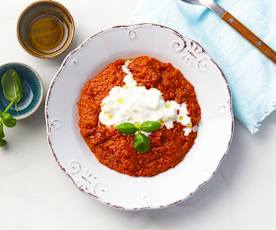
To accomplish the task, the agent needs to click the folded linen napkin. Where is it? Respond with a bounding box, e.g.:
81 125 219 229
130 0 276 134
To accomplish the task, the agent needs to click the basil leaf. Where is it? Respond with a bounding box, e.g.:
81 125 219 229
117 123 138 135
0 138 7 147
134 122 141 129
0 123 4 139
134 131 150 153
1 69 23 103
140 121 161 132
2 113 16 127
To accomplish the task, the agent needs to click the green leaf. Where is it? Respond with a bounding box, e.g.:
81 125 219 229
1 69 23 104
117 123 138 135
1 113 16 127
140 121 161 132
0 138 7 147
0 122 4 139
134 131 150 153
134 122 141 129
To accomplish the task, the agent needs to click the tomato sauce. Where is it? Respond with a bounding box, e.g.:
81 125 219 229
78 56 201 176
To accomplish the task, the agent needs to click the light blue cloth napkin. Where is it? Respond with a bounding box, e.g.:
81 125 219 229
130 0 276 134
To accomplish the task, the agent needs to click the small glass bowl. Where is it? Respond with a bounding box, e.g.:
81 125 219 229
17 0 75 59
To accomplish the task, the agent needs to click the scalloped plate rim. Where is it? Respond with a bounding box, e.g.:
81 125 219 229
45 23 234 211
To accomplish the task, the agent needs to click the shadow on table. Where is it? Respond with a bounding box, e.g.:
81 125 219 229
253 110 276 139
119 111 276 225
95 120 245 223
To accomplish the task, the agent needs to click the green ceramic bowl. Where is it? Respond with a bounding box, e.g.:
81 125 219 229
0 63 43 119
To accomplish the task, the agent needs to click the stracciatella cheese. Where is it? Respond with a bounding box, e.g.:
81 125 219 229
99 60 193 135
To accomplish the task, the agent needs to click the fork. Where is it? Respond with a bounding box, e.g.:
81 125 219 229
181 0 276 63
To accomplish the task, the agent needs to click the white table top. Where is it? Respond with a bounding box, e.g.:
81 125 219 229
1 1 276 229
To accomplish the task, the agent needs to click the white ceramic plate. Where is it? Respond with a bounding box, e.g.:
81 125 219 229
45 24 233 210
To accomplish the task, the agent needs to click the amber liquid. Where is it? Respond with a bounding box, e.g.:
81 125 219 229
28 15 68 54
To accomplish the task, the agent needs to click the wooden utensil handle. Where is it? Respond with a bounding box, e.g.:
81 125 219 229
222 11 276 64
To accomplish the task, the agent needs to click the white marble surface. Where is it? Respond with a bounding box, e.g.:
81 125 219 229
0 0 275 229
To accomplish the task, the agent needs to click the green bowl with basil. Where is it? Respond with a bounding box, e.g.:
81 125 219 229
0 63 43 119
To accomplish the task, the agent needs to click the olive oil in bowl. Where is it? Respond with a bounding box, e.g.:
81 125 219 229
17 1 74 58
28 15 68 54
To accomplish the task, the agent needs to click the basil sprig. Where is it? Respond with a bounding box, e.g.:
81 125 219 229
116 121 161 153
134 132 150 153
2 69 23 109
140 121 161 132
0 69 23 146
116 123 137 134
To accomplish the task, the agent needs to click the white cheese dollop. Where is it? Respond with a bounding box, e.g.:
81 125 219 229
99 60 193 135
